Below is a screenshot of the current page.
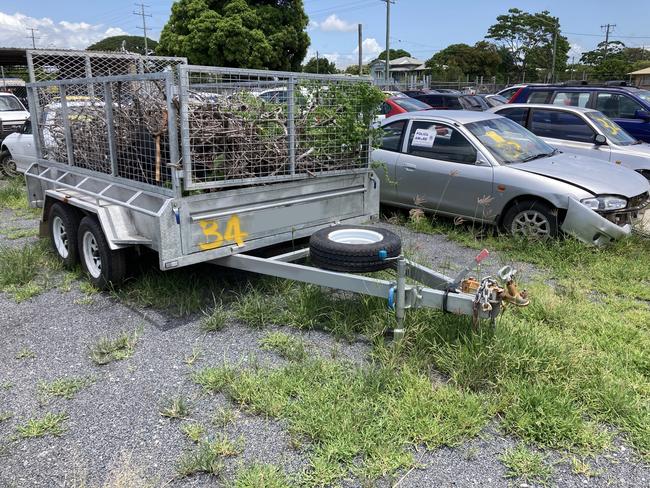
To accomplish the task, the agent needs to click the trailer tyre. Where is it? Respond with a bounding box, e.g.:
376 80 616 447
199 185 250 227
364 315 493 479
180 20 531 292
78 216 127 290
48 203 81 268
309 225 401 273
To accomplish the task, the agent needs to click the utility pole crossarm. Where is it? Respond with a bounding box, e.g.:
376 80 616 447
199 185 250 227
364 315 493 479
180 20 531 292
133 3 152 55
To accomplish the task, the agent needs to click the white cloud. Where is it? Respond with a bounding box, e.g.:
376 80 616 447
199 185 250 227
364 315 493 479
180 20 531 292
0 11 129 50
353 38 383 62
315 14 357 33
568 42 585 61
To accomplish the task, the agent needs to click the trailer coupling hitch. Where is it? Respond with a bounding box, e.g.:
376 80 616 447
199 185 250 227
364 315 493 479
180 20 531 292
497 265 529 307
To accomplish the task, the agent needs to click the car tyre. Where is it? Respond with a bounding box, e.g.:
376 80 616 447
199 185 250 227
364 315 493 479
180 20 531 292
309 225 401 273
502 200 559 240
48 203 82 268
0 150 18 178
77 216 127 289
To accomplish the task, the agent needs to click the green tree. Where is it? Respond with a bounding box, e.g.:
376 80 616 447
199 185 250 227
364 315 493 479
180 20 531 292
580 40 626 65
426 41 501 78
373 49 412 62
593 58 633 80
344 64 369 75
157 0 310 70
87 35 157 55
486 8 569 81
302 57 336 74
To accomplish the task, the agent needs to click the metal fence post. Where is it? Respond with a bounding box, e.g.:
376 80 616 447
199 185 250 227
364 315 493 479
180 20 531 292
26 86 43 160
287 76 296 175
103 82 118 176
178 65 193 191
84 55 95 97
165 71 182 199
58 85 75 166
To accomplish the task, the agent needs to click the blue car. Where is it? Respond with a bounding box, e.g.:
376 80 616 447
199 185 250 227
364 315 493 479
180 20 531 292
509 83 650 143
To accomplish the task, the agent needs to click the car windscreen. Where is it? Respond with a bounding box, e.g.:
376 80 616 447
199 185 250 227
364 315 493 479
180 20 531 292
392 97 431 111
585 111 638 145
0 95 24 111
486 95 508 106
465 117 556 165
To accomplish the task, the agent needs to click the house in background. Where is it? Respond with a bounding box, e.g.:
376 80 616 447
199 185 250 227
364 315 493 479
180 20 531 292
370 56 430 87
628 67 650 89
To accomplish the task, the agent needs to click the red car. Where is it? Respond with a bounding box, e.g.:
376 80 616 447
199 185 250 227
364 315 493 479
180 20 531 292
378 95 431 122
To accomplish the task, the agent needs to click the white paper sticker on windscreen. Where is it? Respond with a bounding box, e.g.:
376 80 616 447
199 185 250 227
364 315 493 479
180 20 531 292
412 128 436 147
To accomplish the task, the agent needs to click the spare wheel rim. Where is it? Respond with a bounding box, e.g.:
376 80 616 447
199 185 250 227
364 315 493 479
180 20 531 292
328 228 384 245
82 231 102 278
52 216 69 259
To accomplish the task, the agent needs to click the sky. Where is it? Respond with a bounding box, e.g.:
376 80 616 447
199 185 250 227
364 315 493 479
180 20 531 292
1 0 650 67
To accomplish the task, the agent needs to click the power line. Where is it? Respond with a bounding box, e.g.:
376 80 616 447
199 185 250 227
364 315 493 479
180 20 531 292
26 28 40 49
133 3 152 55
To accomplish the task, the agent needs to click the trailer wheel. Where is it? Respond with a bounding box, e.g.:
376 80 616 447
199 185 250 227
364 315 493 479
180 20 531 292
78 216 126 290
309 225 401 273
48 203 81 268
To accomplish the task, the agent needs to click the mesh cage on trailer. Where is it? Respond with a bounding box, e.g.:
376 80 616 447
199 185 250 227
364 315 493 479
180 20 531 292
27 72 179 194
178 65 377 190
26 49 187 84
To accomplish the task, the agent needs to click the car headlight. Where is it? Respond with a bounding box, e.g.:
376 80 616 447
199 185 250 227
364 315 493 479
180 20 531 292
580 195 628 211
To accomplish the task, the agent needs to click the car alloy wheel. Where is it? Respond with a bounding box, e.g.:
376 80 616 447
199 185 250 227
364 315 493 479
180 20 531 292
510 210 551 239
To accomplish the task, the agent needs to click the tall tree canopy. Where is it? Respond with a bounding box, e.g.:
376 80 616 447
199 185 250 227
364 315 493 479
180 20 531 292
580 40 626 65
157 0 310 70
426 42 501 78
373 49 412 62
302 57 337 74
87 35 157 55
487 8 569 80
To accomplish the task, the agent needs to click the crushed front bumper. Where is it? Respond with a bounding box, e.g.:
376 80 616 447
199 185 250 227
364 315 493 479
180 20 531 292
561 197 632 246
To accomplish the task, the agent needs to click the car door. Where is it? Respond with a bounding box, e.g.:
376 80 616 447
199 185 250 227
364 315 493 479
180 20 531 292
395 120 495 220
5 121 37 172
594 92 650 143
372 119 407 204
528 108 610 162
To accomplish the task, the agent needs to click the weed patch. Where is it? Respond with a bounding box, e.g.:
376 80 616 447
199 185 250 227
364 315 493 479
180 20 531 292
260 331 307 362
212 406 239 428
90 329 140 365
38 376 95 401
194 359 488 484
233 464 292 488
176 436 242 478
500 444 553 484
3 227 38 240
15 347 35 360
17 412 68 438
0 411 13 422
180 422 205 443
201 304 229 332
0 177 29 211
160 396 190 419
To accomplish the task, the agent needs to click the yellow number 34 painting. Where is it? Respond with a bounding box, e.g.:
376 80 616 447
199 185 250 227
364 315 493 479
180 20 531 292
198 215 248 251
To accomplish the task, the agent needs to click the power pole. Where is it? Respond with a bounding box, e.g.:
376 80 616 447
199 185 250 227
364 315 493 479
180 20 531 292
316 51 319 74
601 23 616 60
381 0 394 83
26 28 39 49
133 3 152 55
358 24 363 75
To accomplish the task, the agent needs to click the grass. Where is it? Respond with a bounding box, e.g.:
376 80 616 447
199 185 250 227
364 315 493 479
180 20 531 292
2 227 38 240
90 329 140 365
160 396 190 419
16 412 68 438
259 331 308 362
180 422 205 443
176 436 243 478
15 347 35 359
212 406 239 428
0 177 31 212
0 240 61 302
193 360 489 484
201 303 229 332
0 411 13 422
184 347 203 366
38 376 95 401
500 444 554 485
233 464 292 488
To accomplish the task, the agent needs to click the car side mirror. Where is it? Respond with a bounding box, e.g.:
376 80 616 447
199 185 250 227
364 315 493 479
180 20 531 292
594 134 607 145
635 109 650 121
476 154 491 166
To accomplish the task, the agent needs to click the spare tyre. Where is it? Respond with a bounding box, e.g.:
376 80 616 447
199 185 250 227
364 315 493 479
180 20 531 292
309 225 401 273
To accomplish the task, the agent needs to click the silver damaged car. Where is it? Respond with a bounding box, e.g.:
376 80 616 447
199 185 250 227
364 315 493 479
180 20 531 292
373 111 650 245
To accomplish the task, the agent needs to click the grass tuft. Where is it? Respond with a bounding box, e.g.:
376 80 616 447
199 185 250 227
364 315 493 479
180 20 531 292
90 329 140 365
15 347 35 360
176 436 242 478
180 422 205 443
160 396 190 420
192 365 238 393
38 376 95 401
500 444 553 484
200 304 229 332
212 406 239 428
0 411 13 422
259 331 307 362
184 347 203 366
233 464 292 488
16 412 68 438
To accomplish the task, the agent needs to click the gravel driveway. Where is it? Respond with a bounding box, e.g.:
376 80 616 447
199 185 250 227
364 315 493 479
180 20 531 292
0 204 648 487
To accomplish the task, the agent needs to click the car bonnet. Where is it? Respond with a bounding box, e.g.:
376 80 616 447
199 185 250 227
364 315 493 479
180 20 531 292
509 152 650 198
